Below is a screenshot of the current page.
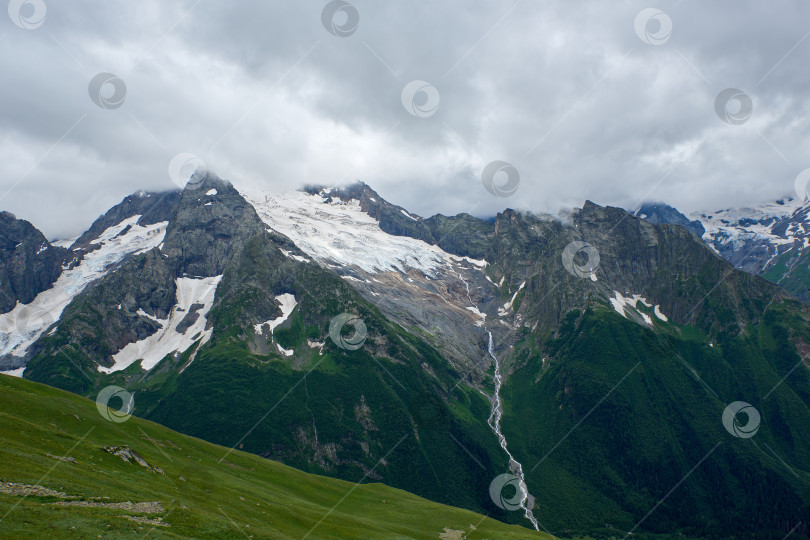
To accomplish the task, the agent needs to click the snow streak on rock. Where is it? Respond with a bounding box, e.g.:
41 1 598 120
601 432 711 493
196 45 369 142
254 293 298 357
99 275 222 373
0 216 168 359
243 189 485 275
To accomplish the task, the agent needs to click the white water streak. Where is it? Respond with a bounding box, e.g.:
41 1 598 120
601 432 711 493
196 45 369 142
457 270 539 530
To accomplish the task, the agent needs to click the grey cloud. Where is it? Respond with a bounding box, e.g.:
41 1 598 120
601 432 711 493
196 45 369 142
1 0 809 239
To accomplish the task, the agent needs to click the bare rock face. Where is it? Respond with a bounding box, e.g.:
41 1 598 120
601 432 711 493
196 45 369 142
0 211 68 314
72 190 181 248
161 174 266 278
102 445 164 474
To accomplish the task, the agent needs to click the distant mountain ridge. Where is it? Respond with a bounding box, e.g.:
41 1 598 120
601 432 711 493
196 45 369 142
0 211 68 315
0 174 809 538
634 202 705 237
634 196 810 300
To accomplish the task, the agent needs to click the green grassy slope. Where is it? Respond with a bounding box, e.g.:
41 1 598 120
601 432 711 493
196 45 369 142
24 233 518 523
763 249 810 301
502 304 810 538
0 374 551 539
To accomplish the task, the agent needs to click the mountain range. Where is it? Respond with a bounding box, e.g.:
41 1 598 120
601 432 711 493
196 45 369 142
637 196 810 301
2 173 810 539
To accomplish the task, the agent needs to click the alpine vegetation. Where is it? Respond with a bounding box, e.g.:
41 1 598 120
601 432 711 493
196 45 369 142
2 2 810 539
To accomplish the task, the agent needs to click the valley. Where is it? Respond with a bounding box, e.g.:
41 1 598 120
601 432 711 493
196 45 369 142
1 176 809 538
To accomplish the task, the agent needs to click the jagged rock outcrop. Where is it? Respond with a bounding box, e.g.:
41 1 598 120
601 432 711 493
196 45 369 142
0 211 67 314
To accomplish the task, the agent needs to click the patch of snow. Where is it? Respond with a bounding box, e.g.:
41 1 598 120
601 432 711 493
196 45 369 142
0 216 168 358
0 367 25 378
279 249 310 263
590 273 598 282
36 245 48 255
447 254 487 268
51 238 76 249
206 189 217 196
99 275 222 373
466 306 487 327
136 308 162 324
243 190 484 276
633 295 652 308
369 197 376 202
610 291 664 325
498 281 526 316
276 343 294 357
400 209 418 221
609 293 628 318
692 198 806 262
254 293 297 336
204 202 212 207
307 339 325 354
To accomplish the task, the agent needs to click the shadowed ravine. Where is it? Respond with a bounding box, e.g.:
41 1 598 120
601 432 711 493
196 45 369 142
457 271 540 531
486 330 540 531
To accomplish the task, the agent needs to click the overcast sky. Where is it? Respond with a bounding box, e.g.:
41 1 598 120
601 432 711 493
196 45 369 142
1 0 809 239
